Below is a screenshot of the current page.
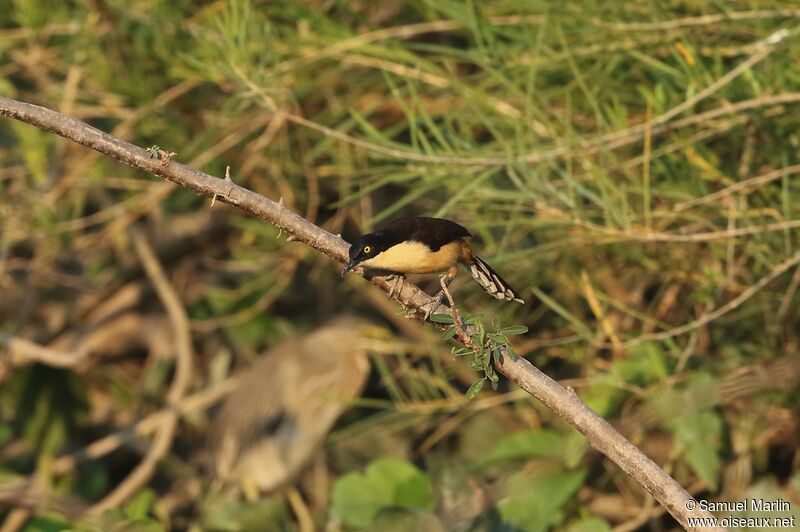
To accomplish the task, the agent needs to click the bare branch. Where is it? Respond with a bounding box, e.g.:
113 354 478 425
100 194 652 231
52 379 238 476
130 230 194 403
0 96 720 530
0 333 87 368
86 230 195 514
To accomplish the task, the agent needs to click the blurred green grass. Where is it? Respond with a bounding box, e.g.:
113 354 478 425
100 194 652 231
1 0 799 530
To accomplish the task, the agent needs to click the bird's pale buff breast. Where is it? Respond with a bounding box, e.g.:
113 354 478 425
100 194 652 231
359 240 462 274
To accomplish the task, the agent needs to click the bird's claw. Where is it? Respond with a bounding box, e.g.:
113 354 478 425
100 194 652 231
420 290 445 321
386 274 405 299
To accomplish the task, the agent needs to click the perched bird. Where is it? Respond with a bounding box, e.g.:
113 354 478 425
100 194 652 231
211 317 372 493
341 217 523 315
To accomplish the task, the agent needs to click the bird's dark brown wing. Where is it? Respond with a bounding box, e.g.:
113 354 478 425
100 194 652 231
380 217 471 251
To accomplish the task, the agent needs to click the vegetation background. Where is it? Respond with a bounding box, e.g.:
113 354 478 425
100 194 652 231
1 0 799 530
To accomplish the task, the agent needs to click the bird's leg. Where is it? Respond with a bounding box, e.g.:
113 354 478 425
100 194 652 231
421 290 445 321
438 275 483 352
385 274 406 298
421 269 456 321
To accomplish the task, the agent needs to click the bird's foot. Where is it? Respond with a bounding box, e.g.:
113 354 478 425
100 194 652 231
421 274 457 320
385 274 406 299
421 289 446 321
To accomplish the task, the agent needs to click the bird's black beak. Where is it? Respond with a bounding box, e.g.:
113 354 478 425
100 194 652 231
341 259 358 277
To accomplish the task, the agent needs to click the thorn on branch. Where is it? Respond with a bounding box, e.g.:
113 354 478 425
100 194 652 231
211 166 235 207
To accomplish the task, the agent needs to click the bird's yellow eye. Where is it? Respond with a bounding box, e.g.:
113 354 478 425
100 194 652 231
363 245 372 254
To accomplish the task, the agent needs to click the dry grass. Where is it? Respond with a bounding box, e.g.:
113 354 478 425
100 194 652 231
1 1 799 529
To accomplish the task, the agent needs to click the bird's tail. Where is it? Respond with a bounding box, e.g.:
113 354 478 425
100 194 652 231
468 255 524 304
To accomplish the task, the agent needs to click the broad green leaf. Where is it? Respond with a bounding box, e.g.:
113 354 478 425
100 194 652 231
580 374 626 417
563 431 588 468
498 469 587 532
615 341 669 385
669 409 722 492
331 458 434 528
476 429 564 467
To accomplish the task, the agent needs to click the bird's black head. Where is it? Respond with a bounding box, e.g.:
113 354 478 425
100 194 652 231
341 231 391 276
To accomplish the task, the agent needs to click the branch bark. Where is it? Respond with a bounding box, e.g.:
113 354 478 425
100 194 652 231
0 96 720 531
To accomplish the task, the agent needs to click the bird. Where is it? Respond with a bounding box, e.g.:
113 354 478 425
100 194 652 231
341 217 524 316
211 317 372 494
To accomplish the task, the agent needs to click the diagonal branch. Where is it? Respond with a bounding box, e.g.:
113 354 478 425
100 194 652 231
0 96 720 531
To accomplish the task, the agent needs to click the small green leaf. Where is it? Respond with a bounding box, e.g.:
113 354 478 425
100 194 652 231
463 314 482 325
507 347 519 361
441 327 457 340
492 348 503 365
430 313 454 324
466 378 485 398
502 325 529 335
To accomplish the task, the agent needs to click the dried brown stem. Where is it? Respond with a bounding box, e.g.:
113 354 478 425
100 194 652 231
53 378 238 475
0 96 720 530
85 231 194 514
0 333 86 368
280 31 791 168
